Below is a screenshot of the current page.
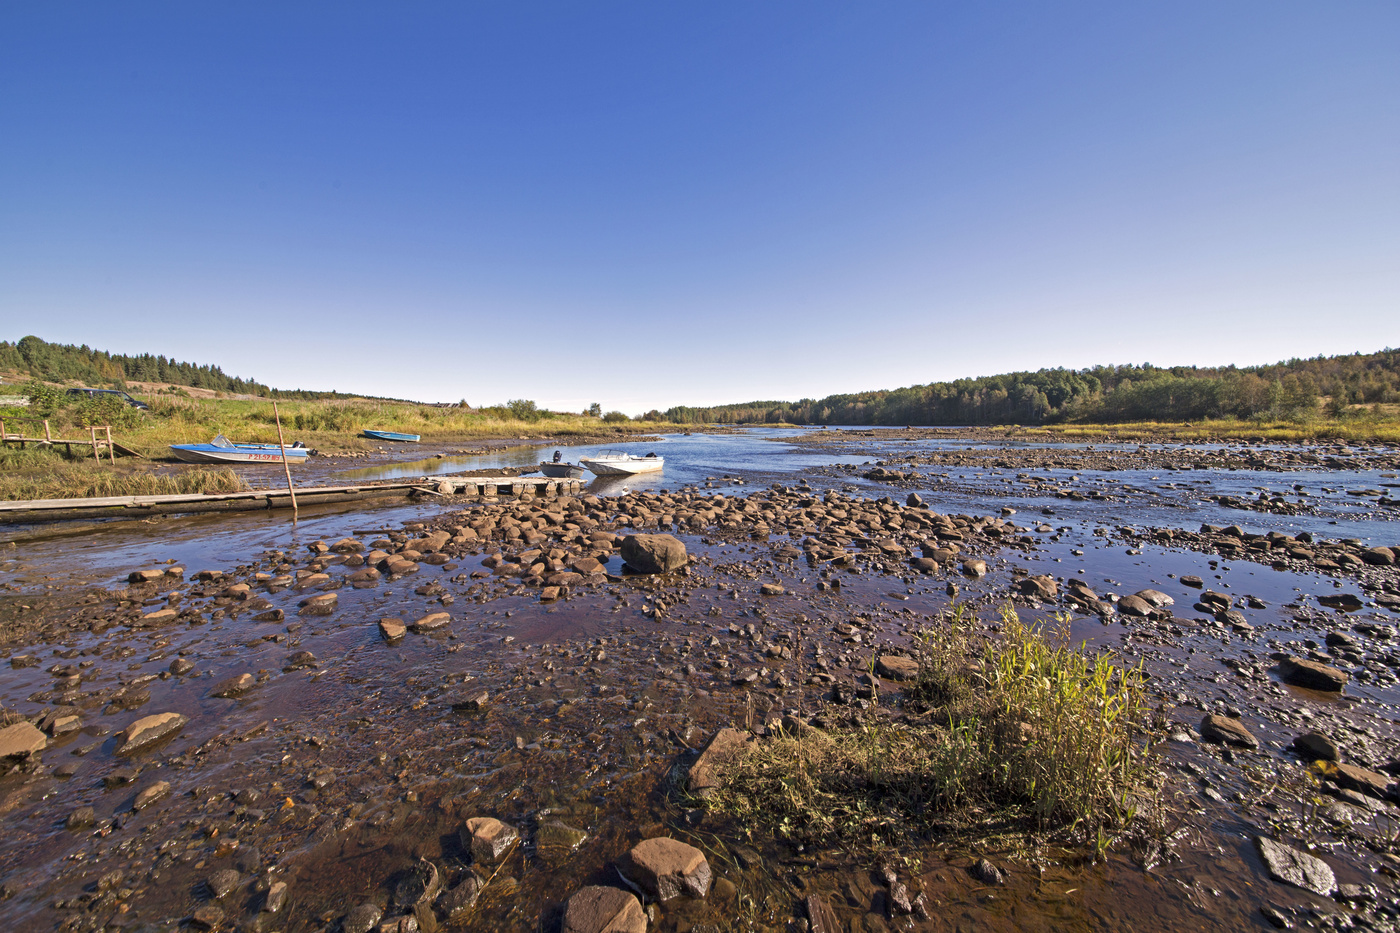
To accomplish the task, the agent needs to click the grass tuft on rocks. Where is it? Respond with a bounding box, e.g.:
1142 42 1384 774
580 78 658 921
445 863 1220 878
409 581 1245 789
708 604 1155 849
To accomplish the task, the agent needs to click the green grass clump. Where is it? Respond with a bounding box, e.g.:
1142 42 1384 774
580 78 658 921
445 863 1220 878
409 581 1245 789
709 605 1155 848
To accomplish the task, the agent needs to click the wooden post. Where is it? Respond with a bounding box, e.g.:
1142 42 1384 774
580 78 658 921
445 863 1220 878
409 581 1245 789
273 401 298 516
90 425 100 462
105 426 115 464
44 420 51 442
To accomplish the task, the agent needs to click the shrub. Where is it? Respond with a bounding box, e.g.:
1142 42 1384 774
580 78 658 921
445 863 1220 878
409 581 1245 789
602 410 630 423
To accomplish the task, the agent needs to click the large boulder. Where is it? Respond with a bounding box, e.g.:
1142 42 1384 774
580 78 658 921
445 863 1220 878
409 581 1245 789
620 535 688 574
623 837 711 901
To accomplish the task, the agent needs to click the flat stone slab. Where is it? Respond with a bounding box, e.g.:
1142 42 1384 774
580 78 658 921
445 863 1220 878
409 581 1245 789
117 712 188 755
1254 836 1336 896
1200 714 1258 748
1278 657 1349 691
411 612 451 632
378 618 406 641
209 673 255 699
624 837 711 901
688 728 750 798
562 886 646 933
0 722 47 758
875 655 920 682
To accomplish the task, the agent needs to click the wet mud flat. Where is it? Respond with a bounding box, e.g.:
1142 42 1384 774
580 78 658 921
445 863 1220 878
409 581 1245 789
0 451 1398 932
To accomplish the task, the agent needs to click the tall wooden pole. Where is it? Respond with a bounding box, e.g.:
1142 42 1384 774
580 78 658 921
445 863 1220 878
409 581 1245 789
105 425 115 464
90 425 100 462
273 401 298 516
44 420 51 442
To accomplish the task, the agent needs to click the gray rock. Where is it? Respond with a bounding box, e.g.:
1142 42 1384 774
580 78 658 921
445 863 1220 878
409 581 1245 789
461 816 518 862
875 655 920 681
1278 657 1349 692
132 780 171 811
1253 836 1336 896
209 673 255 699
207 868 240 898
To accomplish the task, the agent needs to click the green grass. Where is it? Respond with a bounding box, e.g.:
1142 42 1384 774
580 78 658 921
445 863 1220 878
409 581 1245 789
0 447 249 500
2 394 676 459
708 605 1156 849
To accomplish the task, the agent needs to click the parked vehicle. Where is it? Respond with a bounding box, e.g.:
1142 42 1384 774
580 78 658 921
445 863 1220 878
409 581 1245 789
65 387 149 410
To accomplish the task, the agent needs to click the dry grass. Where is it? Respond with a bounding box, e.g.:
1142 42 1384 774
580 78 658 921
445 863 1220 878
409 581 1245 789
1030 416 1400 443
0 448 248 500
708 605 1156 850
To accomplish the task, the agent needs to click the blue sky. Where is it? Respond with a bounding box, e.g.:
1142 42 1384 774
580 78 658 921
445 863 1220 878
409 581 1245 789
2 3 1396 413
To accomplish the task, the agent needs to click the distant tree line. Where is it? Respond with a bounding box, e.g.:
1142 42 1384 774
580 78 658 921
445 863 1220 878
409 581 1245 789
665 349 1400 426
0 335 385 401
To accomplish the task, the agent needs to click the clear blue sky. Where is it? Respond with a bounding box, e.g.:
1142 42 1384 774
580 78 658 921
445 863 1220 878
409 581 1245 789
2 3 1396 413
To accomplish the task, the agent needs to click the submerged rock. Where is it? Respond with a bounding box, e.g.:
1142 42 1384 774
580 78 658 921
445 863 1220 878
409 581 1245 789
622 837 711 901
116 713 187 755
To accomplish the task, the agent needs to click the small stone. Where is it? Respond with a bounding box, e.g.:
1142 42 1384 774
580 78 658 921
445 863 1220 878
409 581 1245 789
462 816 518 862
190 905 224 930
379 618 407 641
960 559 987 579
759 583 784 596
450 690 490 712
169 658 195 676
561 886 646 933
1253 836 1336 896
970 858 1004 884
623 836 711 901
1329 761 1395 800
435 876 482 922
207 868 240 898
66 806 95 830
264 880 289 914
283 651 318 671
1292 732 1340 761
132 780 171 811
209 673 255 699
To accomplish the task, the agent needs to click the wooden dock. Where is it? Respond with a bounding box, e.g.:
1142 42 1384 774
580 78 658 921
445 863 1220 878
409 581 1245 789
0 475 585 525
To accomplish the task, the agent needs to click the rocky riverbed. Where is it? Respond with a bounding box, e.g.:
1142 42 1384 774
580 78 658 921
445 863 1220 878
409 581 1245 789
1 435 1399 933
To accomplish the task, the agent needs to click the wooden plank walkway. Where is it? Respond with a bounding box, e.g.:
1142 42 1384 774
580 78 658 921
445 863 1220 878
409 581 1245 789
0 475 584 525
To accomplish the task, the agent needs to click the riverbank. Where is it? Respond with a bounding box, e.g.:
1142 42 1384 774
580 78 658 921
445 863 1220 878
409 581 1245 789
1 439 1396 932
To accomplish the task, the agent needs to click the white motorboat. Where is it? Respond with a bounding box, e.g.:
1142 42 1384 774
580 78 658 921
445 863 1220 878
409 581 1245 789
579 449 664 476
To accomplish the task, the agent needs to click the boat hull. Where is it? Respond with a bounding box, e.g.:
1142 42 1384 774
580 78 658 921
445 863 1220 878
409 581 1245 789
169 445 310 465
579 456 664 477
539 461 587 479
362 430 421 442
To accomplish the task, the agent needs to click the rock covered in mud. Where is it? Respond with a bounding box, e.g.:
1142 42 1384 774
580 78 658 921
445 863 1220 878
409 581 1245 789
1253 836 1336 896
620 534 688 574
562 885 646 933
116 713 187 755
622 837 711 901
